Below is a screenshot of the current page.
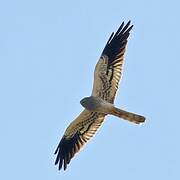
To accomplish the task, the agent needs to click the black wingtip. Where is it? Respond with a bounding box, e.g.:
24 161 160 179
54 146 59 155
119 21 133 35
101 21 133 60
107 32 114 45
127 20 131 26
124 20 132 27
54 133 86 171
114 21 133 36
114 21 125 36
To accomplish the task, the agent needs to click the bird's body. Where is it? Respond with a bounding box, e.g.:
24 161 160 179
54 21 146 171
80 96 145 124
80 96 113 113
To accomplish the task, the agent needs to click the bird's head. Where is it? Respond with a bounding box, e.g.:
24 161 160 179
80 96 99 111
80 97 90 107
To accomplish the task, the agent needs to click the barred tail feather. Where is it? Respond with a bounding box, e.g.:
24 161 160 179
111 107 145 124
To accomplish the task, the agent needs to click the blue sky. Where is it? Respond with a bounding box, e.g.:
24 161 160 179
0 0 180 179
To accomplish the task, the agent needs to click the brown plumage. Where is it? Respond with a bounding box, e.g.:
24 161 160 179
54 21 145 171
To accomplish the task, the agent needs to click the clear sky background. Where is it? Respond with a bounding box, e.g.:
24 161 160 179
0 0 180 179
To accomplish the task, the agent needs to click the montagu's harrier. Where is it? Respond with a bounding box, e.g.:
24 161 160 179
54 21 145 171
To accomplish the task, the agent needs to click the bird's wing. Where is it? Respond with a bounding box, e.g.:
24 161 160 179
54 109 105 170
92 21 133 103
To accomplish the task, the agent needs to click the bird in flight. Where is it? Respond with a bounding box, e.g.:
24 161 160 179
54 21 145 171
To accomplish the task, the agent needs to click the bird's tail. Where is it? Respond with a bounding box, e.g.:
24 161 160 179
111 107 145 124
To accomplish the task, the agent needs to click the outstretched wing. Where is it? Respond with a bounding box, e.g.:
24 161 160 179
92 21 133 103
54 110 105 170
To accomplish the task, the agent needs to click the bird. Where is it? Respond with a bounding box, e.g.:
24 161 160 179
54 21 146 171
